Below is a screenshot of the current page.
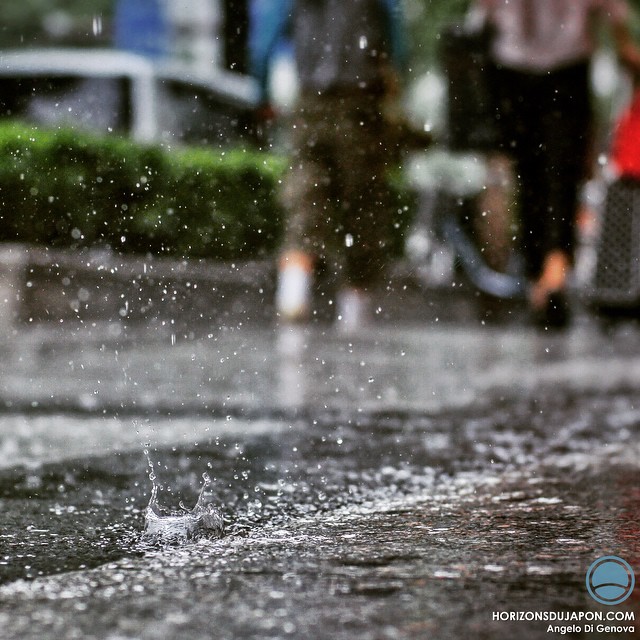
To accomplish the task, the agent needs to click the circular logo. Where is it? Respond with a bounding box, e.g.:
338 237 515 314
586 556 635 606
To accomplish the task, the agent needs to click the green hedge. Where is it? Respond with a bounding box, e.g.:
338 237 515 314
0 123 413 260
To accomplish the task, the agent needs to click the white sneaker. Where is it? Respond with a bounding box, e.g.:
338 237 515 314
276 252 313 322
336 287 372 333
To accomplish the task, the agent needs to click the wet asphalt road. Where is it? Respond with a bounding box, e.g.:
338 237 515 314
0 313 639 639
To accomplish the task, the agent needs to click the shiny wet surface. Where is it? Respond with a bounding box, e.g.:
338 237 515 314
0 318 639 639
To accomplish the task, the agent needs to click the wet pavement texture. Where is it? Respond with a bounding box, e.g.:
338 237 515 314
0 317 639 639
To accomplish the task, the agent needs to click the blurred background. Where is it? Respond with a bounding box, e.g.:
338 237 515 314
2 0 638 152
0 0 469 68
3 0 639 151
2 0 640 315
0 0 475 137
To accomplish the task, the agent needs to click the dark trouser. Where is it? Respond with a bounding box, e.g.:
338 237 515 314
281 92 394 288
490 62 592 278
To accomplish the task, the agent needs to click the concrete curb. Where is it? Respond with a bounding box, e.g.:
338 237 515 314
0 244 28 330
0 243 523 332
0 243 276 332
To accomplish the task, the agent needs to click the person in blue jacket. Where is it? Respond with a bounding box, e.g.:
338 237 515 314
114 0 170 59
249 0 408 330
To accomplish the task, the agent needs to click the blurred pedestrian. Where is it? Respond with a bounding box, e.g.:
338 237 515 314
473 0 640 328
249 0 408 330
114 0 170 60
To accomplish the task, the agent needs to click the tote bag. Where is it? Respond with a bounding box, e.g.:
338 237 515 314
440 23 498 152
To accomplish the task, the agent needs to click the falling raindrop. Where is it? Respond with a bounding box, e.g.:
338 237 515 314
92 15 103 37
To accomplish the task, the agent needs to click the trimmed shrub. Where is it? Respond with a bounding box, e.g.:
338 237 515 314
0 122 413 260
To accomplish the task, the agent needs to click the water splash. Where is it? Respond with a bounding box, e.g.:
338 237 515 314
143 451 224 542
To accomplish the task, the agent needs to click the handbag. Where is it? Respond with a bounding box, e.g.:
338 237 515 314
588 89 640 312
610 88 640 179
440 21 498 152
590 178 640 310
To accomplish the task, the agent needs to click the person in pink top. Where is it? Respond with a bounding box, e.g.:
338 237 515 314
473 0 640 327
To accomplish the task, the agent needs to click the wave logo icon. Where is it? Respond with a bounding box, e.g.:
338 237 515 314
586 556 635 606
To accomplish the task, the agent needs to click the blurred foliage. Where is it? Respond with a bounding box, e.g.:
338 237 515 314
627 0 640 40
0 0 113 48
0 122 414 259
0 122 284 258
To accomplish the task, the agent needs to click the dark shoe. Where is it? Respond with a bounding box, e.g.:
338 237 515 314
531 291 571 330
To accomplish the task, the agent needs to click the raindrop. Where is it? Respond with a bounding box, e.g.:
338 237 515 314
92 15 103 36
